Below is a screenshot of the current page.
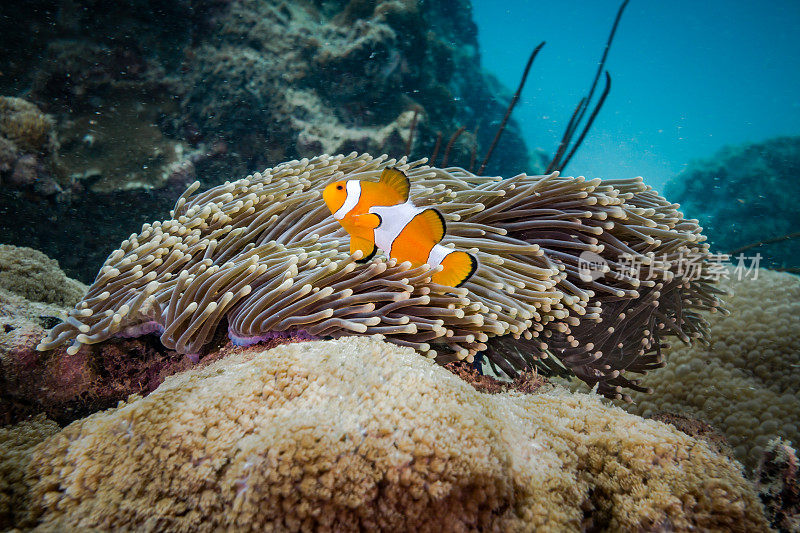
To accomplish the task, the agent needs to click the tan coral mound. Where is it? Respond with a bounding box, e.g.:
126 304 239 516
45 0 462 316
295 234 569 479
24 337 768 531
627 268 800 469
0 415 59 529
0 245 86 306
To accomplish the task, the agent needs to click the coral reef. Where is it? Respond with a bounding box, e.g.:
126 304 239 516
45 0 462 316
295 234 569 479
0 97 62 196
38 153 721 398
0 284 194 426
666 135 800 270
24 37 209 194
626 268 800 469
0 0 534 284
754 438 800 532
15 336 769 531
0 414 60 530
57 89 193 193
0 246 196 425
0 92 209 282
0 244 86 306
0 97 53 154
181 0 531 176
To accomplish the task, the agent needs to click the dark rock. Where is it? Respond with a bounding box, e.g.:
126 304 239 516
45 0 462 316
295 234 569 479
754 438 800 532
666 135 800 270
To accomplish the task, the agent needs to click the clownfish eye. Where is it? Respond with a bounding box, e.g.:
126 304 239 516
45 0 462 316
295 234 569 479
336 185 343 190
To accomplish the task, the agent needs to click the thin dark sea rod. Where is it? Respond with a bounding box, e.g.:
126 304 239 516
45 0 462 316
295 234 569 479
37 153 723 398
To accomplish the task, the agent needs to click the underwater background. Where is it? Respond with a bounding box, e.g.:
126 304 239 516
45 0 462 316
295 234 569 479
0 0 799 530
474 0 800 190
474 0 800 271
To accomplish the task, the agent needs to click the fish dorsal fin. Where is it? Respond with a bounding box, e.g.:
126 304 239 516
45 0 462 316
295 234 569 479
415 208 447 244
378 167 410 203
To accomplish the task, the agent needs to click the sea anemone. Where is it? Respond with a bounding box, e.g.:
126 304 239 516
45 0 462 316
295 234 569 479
38 152 722 398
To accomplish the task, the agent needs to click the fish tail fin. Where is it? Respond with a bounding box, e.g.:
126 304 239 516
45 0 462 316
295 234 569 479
432 250 478 287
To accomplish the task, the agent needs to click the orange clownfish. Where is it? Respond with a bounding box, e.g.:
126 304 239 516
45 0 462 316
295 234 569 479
323 167 478 287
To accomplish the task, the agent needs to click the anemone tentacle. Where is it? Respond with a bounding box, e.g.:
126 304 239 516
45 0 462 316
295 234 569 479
38 153 721 398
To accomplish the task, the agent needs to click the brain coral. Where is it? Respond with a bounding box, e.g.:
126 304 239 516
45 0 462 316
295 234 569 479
23 336 769 531
626 268 800 469
38 153 722 398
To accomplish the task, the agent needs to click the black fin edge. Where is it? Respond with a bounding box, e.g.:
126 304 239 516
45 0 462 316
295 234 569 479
356 245 378 264
455 253 479 287
414 208 447 243
432 208 447 240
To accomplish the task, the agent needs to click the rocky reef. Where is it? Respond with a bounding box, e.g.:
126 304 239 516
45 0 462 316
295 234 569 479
182 0 531 172
1 336 772 531
754 438 800 532
0 0 533 283
666 135 800 271
0 97 62 197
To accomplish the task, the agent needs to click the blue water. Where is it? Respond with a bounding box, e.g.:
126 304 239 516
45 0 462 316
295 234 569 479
473 0 800 190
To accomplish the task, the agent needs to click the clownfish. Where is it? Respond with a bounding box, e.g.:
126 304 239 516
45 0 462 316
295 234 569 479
323 167 478 287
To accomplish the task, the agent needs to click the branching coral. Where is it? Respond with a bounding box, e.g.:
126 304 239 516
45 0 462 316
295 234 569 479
38 153 721 398
22 337 770 531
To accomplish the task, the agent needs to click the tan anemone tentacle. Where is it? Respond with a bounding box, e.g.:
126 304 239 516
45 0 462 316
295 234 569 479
39 153 720 398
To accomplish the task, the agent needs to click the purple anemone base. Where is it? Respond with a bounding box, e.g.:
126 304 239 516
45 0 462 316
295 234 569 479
228 328 321 347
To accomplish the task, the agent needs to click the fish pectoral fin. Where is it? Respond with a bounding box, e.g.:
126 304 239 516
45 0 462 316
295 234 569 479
432 251 478 287
350 236 377 263
378 167 410 202
351 213 382 229
415 208 447 243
